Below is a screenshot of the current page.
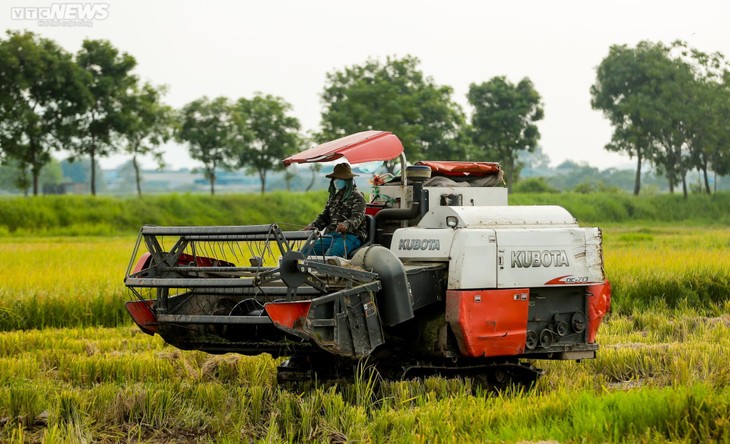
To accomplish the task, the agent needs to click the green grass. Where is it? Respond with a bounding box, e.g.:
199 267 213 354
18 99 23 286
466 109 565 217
1 191 729 236
510 191 730 225
0 192 326 236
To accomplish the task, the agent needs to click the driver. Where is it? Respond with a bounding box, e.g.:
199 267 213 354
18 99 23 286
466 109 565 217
303 163 367 257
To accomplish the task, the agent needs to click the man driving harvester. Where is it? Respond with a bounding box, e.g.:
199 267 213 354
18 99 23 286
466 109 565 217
303 163 367 258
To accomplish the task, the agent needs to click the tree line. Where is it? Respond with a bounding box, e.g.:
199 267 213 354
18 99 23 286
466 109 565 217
1 30 727 197
0 31 545 196
591 40 730 197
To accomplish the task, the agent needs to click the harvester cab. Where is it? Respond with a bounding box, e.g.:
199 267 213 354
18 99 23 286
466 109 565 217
124 130 611 386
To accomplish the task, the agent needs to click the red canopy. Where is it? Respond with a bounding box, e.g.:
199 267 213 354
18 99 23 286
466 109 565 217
415 161 502 177
283 130 403 166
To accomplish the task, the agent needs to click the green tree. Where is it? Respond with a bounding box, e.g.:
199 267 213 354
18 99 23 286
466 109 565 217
671 42 730 194
467 76 544 191
320 56 468 172
119 82 174 197
709 75 730 186
0 31 89 195
592 42 665 195
591 41 696 196
649 66 696 198
176 97 235 195
71 39 137 196
232 94 301 194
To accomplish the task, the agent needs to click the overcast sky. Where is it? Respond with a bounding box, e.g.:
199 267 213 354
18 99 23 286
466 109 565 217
3 0 729 170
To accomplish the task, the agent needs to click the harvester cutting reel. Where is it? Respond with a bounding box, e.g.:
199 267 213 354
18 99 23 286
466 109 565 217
124 224 386 359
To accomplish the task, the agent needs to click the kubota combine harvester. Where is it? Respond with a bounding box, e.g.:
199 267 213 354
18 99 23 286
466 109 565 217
124 131 611 386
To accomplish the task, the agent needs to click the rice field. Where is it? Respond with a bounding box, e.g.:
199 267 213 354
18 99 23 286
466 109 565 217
603 226 730 314
1 226 728 330
1 225 729 442
0 312 728 443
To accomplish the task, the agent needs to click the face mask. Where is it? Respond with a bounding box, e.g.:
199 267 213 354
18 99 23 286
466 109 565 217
334 179 347 190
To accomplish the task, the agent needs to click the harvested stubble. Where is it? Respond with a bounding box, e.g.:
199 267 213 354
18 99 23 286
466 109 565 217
0 310 728 443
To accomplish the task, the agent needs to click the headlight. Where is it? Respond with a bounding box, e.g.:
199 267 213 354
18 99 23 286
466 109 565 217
446 216 459 228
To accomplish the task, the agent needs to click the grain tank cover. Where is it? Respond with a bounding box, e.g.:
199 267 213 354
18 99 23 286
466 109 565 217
418 206 578 229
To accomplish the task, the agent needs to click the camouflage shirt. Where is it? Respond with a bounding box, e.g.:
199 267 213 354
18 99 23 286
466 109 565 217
312 189 367 240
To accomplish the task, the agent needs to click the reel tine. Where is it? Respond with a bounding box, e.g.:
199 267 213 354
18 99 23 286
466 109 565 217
229 241 240 263
217 240 227 262
236 240 246 263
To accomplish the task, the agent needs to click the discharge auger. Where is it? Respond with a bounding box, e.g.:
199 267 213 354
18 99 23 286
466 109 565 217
125 130 611 387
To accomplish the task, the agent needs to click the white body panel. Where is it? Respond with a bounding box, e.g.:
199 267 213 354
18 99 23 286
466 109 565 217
496 228 604 288
418 206 578 229
447 229 498 289
390 206 605 290
390 228 454 261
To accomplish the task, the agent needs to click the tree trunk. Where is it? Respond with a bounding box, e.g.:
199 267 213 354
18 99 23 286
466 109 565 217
209 162 216 195
633 150 642 196
504 153 514 193
30 140 40 196
133 154 142 197
681 174 688 199
90 148 97 196
701 157 711 195
259 169 266 195
306 169 315 192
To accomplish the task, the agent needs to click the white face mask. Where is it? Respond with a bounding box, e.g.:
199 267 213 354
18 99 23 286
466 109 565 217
334 179 347 190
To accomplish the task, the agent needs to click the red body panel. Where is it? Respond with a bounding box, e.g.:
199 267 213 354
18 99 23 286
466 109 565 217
445 289 530 358
265 301 312 329
125 300 158 335
132 252 234 273
365 204 386 216
415 160 502 177
133 253 152 273
283 131 403 166
177 253 234 268
586 280 611 343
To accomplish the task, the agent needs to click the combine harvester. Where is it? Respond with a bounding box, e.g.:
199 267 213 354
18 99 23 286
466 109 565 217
124 131 611 386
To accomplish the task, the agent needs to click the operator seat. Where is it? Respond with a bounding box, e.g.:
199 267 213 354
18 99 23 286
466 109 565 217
347 214 375 259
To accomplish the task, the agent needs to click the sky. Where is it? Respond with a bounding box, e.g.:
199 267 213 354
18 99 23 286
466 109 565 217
2 0 730 171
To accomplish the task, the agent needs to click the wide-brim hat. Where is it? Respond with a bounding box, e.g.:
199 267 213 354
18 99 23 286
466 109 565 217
326 163 358 179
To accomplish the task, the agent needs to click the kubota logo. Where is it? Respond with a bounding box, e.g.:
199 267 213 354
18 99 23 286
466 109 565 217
511 250 569 268
398 238 440 251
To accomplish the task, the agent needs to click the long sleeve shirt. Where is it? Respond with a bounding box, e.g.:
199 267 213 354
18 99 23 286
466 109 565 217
311 189 367 240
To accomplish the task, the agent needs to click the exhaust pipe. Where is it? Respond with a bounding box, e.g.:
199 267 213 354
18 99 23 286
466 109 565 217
374 182 426 245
